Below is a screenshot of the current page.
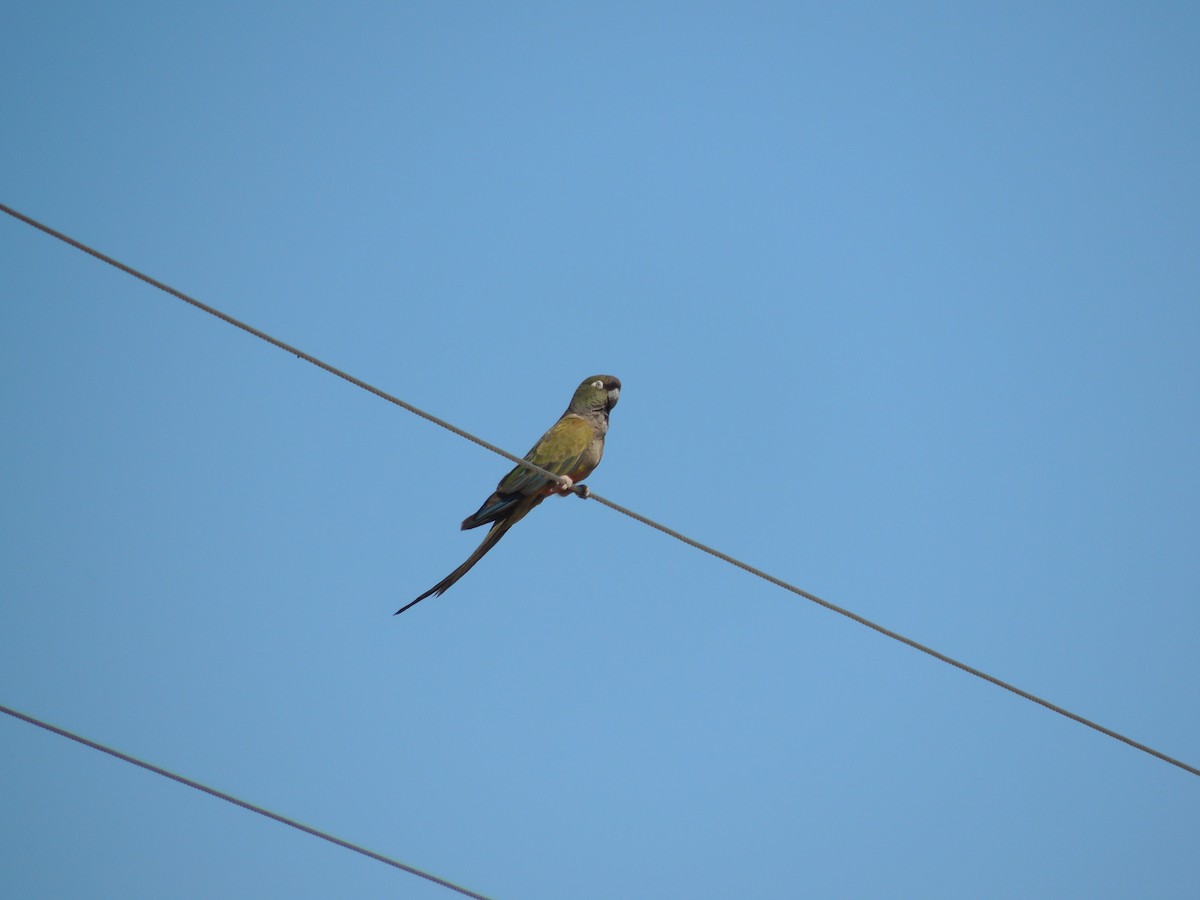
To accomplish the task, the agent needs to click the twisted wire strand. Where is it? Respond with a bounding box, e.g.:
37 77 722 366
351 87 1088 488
0 703 493 899
4 200 1196 781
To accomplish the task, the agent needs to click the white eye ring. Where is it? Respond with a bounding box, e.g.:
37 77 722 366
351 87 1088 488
592 380 604 388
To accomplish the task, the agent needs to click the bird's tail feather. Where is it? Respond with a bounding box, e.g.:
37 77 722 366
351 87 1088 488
394 517 516 615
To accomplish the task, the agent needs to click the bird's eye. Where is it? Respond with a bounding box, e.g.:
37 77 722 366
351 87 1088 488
592 380 604 388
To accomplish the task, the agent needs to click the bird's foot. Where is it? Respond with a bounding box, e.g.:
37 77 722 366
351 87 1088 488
553 477 590 499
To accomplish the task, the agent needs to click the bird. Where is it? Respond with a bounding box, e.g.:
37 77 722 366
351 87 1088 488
396 374 621 615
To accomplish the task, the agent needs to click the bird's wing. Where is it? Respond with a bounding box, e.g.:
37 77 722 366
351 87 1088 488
497 414 595 496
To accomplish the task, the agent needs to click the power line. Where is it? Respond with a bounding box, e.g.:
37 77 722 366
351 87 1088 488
0 202 563 488
592 495 1200 777
0 703 493 899
3 201 1197 780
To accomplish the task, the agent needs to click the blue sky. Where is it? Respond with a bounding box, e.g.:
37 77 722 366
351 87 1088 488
3 3 1198 897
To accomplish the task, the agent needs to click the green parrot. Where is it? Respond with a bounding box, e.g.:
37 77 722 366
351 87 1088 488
396 374 621 615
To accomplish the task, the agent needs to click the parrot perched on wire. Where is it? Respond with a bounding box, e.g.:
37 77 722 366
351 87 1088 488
396 374 621 615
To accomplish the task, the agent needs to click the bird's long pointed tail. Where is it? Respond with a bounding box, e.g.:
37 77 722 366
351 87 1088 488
394 517 517 615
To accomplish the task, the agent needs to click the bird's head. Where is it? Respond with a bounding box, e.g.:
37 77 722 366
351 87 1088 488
571 374 621 414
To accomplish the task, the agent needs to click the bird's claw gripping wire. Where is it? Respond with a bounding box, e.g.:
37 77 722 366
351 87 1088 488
552 476 590 499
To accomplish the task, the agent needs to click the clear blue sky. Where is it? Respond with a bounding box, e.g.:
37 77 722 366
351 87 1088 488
3 3 1198 897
